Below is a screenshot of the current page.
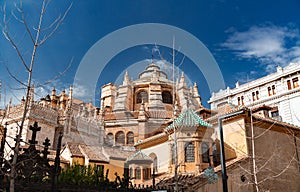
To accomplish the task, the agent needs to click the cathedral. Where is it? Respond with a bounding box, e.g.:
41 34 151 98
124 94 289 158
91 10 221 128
2 61 300 191
100 63 203 146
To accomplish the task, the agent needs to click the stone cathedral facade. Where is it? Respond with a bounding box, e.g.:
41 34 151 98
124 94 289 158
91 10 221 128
1 62 204 157
2 85 104 158
100 63 203 146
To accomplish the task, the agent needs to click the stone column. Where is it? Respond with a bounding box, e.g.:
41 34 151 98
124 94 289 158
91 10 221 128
177 140 185 173
140 166 144 182
209 141 214 166
199 142 204 170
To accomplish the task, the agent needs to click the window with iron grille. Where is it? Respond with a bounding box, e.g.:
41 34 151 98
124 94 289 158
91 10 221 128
185 142 195 163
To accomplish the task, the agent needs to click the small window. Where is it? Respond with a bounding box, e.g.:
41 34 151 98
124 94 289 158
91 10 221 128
126 132 134 145
96 165 104 173
252 91 259 101
153 156 158 172
115 131 125 145
287 80 292 90
293 77 299 88
136 91 148 103
272 85 276 95
185 142 195 163
129 168 133 178
143 168 151 180
212 144 220 167
171 144 176 164
271 110 279 117
135 167 141 180
106 133 114 146
241 96 244 105
268 87 271 96
252 92 256 101
162 91 173 104
237 97 241 106
202 142 210 163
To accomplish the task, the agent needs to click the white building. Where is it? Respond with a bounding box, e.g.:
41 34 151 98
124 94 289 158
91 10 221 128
208 62 300 126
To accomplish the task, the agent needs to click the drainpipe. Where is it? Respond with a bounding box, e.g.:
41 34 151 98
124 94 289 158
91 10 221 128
218 109 245 192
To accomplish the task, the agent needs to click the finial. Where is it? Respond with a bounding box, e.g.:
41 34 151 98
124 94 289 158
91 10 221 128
179 72 186 87
123 71 129 85
52 87 56 95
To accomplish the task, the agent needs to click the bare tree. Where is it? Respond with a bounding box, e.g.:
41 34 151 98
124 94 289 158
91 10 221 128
0 1 72 191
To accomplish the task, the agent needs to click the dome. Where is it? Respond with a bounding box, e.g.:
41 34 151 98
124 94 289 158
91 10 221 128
138 63 168 80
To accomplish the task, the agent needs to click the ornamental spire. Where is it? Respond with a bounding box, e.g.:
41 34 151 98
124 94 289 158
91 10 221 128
123 71 129 85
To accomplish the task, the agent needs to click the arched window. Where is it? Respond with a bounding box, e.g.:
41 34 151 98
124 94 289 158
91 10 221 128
126 132 134 145
185 142 195 163
202 142 210 163
162 91 172 104
136 91 148 103
135 167 141 180
171 143 176 164
106 133 114 146
212 144 219 167
115 131 125 145
149 153 158 172
143 168 151 180
129 168 133 178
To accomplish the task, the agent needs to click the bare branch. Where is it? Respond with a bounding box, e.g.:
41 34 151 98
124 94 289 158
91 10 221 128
2 8 30 72
38 2 72 46
18 2 35 44
5 65 27 87
11 9 22 24
40 13 61 32
257 152 296 185
36 57 73 87
254 121 276 139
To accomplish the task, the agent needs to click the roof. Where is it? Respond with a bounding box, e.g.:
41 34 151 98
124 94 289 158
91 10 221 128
103 146 135 160
166 109 212 131
252 114 300 131
67 143 84 157
65 143 135 162
134 132 168 147
80 145 108 162
126 150 152 164
252 104 273 113
207 105 300 130
156 155 249 188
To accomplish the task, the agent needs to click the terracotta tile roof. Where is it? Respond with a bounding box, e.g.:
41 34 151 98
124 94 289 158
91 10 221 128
102 146 135 160
67 143 84 157
206 106 247 122
206 105 300 130
165 109 212 131
79 145 109 162
252 114 300 130
66 143 135 162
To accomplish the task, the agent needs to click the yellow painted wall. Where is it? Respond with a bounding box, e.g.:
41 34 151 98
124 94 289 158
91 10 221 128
72 157 85 165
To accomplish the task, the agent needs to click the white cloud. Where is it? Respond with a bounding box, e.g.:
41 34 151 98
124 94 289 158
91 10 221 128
72 83 90 99
222 24 300 71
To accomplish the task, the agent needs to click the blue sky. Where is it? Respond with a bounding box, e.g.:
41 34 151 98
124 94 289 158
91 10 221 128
1 0 300 108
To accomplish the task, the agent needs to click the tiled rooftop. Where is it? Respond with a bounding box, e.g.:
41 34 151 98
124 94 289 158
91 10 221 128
166 109 212 131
